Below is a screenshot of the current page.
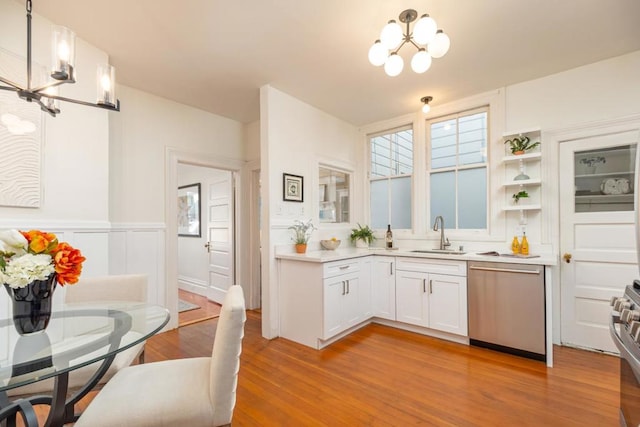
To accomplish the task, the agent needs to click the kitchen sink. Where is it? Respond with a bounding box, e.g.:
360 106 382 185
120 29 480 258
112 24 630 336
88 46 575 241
410 249 466 255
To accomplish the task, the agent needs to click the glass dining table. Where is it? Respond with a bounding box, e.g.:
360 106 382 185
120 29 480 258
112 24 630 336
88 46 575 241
0 301 170 427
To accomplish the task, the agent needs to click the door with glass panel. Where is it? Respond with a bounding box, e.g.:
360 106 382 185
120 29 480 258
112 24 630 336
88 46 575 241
559 131 638 352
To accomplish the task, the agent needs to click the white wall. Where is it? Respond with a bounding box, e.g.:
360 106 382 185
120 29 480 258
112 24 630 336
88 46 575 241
260 85 361 338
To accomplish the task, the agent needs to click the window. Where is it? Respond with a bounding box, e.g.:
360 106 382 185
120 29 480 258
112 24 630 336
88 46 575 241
429 109 488 230
369 127 413 229
319 166 350 223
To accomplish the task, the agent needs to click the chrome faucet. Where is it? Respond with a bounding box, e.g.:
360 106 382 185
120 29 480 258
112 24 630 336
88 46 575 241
433 215 451 250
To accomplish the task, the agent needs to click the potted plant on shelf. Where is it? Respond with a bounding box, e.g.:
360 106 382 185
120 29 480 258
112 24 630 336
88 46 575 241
350 223 375 248
289 219 315 254
504 136 540 155
512 190 529 204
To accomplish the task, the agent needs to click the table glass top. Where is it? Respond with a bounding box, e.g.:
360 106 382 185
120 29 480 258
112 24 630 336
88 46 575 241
0 301 169 391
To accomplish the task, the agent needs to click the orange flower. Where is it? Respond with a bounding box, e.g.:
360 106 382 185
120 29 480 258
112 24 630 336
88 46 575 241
21 230 58 254
52 242 86 285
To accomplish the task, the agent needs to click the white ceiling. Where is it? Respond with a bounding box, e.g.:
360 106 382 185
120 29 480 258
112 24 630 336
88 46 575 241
25 0 640 126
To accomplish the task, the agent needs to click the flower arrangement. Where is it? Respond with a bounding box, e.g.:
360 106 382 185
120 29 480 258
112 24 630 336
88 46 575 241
289 219 316 245
0 229 86 289
512 190 529 203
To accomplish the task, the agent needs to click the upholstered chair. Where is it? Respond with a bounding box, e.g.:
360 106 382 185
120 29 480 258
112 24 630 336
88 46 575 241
6 274 148 397
75 284 246 427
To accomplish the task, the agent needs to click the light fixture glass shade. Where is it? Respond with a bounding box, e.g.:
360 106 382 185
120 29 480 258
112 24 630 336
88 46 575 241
368 40 388 66
51 25 76 81
380 20 403 50
411 49 432 73
97 64 116 106
384 53 403 77
428 30 450 58
413 15 437 45
422 103 431 114
44 86 60 112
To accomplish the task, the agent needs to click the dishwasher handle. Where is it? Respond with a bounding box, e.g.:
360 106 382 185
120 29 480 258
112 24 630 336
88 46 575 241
469 265 541 275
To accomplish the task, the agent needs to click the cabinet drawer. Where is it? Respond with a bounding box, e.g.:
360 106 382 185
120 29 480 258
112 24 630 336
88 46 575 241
396 257 466 276
323 259 361 278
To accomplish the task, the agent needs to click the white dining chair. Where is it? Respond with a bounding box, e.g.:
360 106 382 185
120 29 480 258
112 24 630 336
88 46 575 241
75 284 246 427
6 274 148 397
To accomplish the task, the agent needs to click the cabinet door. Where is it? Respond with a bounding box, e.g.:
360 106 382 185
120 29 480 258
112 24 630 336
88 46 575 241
358 257 373 320
372 256 396 320
323 271 360 339
323 276 345 339
428 274 468 336
396 270 429 327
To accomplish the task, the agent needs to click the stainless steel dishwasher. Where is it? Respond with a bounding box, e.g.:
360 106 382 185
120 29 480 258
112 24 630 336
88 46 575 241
467 261 545 361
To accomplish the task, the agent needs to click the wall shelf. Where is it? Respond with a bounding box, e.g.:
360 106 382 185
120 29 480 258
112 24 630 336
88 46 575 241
503 178 541 187
503 152 542 163
503 204 542 211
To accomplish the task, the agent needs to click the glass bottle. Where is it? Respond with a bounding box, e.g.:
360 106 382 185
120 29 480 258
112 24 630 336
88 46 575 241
520 232 529 255
386 224 393 249
511 236 520 254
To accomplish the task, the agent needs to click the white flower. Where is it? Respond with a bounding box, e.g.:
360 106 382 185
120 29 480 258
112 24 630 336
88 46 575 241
0 229 28 256
3 253 55 289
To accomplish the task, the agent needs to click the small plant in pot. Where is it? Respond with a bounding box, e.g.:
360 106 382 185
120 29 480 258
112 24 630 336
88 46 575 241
512 190 529 204
504 136 540 155
350 223 375 248
289 219 315 254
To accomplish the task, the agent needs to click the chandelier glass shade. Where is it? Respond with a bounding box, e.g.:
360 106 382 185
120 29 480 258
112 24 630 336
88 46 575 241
368 9 450 77
0 0 120 119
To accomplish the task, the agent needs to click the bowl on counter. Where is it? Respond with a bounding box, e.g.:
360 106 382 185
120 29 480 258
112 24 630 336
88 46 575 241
320 239 341 250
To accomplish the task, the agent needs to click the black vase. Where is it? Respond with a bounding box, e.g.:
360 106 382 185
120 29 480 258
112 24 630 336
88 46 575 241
5 273 57 335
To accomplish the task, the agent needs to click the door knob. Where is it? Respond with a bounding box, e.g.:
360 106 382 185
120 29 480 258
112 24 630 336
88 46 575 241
204 242 211 252
563 253 572 263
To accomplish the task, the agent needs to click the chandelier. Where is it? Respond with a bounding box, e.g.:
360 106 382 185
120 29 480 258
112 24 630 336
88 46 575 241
368 9 450 77
0 0 120 121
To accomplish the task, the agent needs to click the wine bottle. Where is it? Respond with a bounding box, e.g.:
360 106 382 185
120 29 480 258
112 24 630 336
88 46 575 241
386 224 393 249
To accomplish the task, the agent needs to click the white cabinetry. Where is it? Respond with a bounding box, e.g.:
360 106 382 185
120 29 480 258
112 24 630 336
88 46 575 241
395 258 467 336
279 256 371 349
371 256 395 320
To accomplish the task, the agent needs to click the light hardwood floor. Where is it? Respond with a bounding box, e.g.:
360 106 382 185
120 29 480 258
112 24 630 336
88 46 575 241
178 289 221 327
21 310 621 426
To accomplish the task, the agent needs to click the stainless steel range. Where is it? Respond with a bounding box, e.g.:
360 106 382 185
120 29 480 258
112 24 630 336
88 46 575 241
610 281 640 426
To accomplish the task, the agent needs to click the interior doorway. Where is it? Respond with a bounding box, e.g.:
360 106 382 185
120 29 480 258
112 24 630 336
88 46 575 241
559 130 638 352
177 164 235 303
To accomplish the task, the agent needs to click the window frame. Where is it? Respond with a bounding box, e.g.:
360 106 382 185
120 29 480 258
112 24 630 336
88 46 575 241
426 106 490 234
368 124 414 231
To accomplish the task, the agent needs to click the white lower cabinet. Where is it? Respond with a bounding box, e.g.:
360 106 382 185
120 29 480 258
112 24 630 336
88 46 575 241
371 256 396 320
323 270 361 339
395 258 468 336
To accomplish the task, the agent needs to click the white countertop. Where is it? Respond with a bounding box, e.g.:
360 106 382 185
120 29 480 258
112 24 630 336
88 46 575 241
275 247 558 266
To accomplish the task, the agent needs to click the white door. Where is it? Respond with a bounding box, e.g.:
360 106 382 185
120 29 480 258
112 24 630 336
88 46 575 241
560 131 638 352
395 270 429 327
205 171 234 303
371 256 396 320
428 274 467 336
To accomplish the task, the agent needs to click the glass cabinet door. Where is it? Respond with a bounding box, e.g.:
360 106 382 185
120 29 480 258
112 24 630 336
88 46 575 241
574 144 636 213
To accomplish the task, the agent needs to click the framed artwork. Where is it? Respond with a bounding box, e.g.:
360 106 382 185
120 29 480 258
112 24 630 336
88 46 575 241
177 183 201 237
283 173 303 202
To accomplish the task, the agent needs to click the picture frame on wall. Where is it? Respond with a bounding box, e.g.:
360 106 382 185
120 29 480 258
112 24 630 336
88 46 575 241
283 173 304 202
177 183 201 237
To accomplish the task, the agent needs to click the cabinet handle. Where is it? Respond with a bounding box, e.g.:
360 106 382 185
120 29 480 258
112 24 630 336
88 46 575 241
469 265 540 275
339 265 350 270
429 279 433 294
346 280 350 294
423 278 426 293
390 262 393 275
342 281 345 295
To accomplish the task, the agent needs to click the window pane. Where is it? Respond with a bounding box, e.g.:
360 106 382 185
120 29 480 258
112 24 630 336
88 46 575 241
430 171 455 227
371 136 391 178
459 112 487 166
319 167 350 223
370 180 389 229
458 167 487 228
431 119 456 169
390 176 411 229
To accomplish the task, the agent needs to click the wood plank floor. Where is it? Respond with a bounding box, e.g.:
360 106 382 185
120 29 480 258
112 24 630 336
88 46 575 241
178 289 221 327
19 310 621 426
144 311 620 426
